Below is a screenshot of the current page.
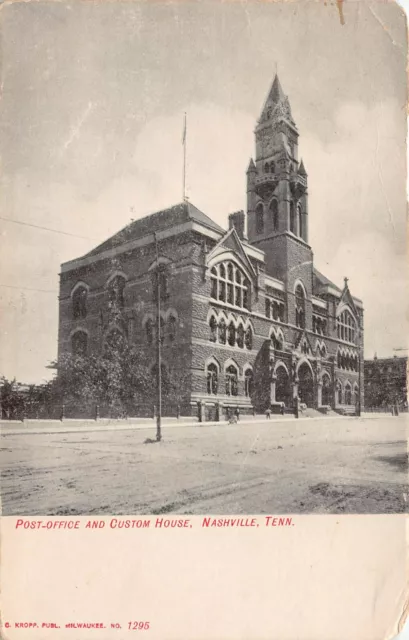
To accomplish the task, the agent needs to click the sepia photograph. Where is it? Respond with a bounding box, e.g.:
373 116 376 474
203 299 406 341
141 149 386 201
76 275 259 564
0 0 407 518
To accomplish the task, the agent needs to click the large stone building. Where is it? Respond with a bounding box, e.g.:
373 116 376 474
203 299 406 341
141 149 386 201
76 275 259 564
58 75 364 418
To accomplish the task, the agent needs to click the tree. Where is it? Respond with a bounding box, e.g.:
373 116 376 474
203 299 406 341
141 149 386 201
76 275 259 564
53 344 150 418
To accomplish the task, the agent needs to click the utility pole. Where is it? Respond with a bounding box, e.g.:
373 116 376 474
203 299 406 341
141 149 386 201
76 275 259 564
154 232 162 442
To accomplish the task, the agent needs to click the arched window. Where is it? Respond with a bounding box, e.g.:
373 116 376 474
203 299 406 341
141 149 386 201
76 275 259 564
227 321 236 347
153 267 168 302
269 199 279 231
297 203 302 239
290 201 296 234
265 298 271 318
108 275 126 310
271 332 283 351
237 324 244 349
209 316 217 343
210 267 218 299
72 286 87 319
245 326 253 350
225 365 238 396
264 162 270 173
244 369 254 397
337 309 356 344
210 261 250 310
71 331 88 357
207 363 218 395
270 161 275 173
255 203 264 234
295 285 305 328
219 319 227 344
345 383 352 405
146 319 154 346
167 315 177 343
336 381 343 405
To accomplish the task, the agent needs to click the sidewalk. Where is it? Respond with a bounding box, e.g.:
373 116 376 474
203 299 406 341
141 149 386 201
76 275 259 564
0 411 393 436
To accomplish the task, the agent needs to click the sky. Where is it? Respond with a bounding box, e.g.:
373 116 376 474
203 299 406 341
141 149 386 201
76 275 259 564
0 0 407 383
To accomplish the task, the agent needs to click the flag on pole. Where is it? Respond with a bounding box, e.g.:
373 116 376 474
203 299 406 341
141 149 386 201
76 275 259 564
182 112 186 145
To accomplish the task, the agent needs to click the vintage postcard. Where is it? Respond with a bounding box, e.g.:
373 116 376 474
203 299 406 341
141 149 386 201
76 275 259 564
1 0 408 638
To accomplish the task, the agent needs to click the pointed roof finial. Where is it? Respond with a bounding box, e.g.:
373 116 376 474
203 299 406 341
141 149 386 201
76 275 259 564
269 74 285 105
246 157 256 173
299 159 307 176
344 276 349 288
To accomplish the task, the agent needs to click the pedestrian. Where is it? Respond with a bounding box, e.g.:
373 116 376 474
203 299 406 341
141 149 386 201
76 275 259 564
265 407 271 420
280 402 285 416
235 406 240 422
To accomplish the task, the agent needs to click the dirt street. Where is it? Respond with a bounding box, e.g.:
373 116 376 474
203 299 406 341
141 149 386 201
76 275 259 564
1 415 407 515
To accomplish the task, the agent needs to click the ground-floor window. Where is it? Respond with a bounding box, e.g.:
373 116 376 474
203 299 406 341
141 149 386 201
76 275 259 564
244 369 254 397
225 365 238 396
206 363 218 395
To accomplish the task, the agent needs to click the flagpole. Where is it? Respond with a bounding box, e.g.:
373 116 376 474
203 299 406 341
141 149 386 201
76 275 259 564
182 112 187 201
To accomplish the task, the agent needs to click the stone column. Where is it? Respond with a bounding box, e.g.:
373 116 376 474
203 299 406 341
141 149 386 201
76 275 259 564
317 380 322 408
270 375 277 405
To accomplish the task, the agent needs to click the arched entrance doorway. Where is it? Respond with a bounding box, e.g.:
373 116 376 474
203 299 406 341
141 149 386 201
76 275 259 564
275 365 291 407
298 362 314 407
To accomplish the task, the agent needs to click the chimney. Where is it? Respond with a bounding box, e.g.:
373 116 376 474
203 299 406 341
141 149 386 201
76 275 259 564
228 210 246 240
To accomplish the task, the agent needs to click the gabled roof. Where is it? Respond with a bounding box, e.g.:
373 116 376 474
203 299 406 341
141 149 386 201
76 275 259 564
82 202 224 259
206 227 257 280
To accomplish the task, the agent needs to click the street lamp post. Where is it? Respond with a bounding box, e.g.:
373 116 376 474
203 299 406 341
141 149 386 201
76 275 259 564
154 232 162 442
357 323 362 417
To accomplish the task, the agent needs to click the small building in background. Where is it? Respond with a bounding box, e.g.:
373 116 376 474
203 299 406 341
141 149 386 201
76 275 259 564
364 355 408 410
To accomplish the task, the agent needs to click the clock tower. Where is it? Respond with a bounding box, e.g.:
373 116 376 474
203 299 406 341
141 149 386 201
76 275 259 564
246 75 312 288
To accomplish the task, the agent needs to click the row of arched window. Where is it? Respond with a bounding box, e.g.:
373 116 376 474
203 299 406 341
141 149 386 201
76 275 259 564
210 262 250 310
265 298 285 322
337 349 359 372
206 361 254 398
336 380 359 405
312 315 327 336
209 315 253 350
337 309 357 344
264 161 276 174
72 275 127 321
71 269 170 321
255 200 278 235
71 327 127 358
289 201 303 237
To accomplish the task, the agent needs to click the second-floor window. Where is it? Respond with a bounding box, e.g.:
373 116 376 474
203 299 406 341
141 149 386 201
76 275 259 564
337 309 356 344
72 286 87 319
153 267 168 302
210 261 250 310
108 276 126 310
295 284 305 328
